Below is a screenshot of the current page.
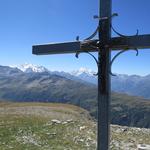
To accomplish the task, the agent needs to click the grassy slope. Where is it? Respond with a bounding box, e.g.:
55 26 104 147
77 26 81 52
0 102 150 150
0 102 96 150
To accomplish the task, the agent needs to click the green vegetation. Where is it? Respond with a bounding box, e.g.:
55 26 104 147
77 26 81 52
0 102 96 150
0 102 150 150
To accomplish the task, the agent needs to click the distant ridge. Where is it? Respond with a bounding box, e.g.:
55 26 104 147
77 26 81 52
10 64 150 99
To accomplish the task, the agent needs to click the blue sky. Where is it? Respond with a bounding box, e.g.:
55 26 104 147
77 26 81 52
0 0 150 75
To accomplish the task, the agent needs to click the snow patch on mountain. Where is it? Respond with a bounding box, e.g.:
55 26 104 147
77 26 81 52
10 63 49 73
71 67 96 76
70 67 97 84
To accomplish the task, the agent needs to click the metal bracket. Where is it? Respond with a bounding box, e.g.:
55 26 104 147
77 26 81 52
110 13 139 37
84 26 99 41
109 13 140 76
94 13 118 21
76 14 101 42
110 48 139 76
111 25 139 38
75 51 99 76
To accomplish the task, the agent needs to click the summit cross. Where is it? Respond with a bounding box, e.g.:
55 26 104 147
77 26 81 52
32 0 150 149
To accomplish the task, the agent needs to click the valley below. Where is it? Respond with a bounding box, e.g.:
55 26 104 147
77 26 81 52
0 102 150 150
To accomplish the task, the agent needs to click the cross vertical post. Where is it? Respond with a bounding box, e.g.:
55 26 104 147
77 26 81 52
98 0 111 149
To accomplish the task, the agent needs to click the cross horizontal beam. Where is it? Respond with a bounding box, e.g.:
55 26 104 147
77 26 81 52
32 41 81 55
32 34 150 55
111 34 150 50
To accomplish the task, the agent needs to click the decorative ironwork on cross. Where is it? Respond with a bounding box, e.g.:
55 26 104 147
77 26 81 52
32 0 150 149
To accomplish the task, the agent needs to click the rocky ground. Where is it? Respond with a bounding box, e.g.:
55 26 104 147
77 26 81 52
111 125 150 150
0 102 150 150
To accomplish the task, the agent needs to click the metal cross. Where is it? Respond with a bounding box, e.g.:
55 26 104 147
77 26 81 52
32 0 150 149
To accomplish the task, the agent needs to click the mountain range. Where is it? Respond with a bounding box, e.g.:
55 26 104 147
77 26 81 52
0 64 150 128
71 68 150 99
11 63 150 99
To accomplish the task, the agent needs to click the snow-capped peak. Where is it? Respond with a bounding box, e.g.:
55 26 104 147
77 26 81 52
71 67 96 76
11 63 49 73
